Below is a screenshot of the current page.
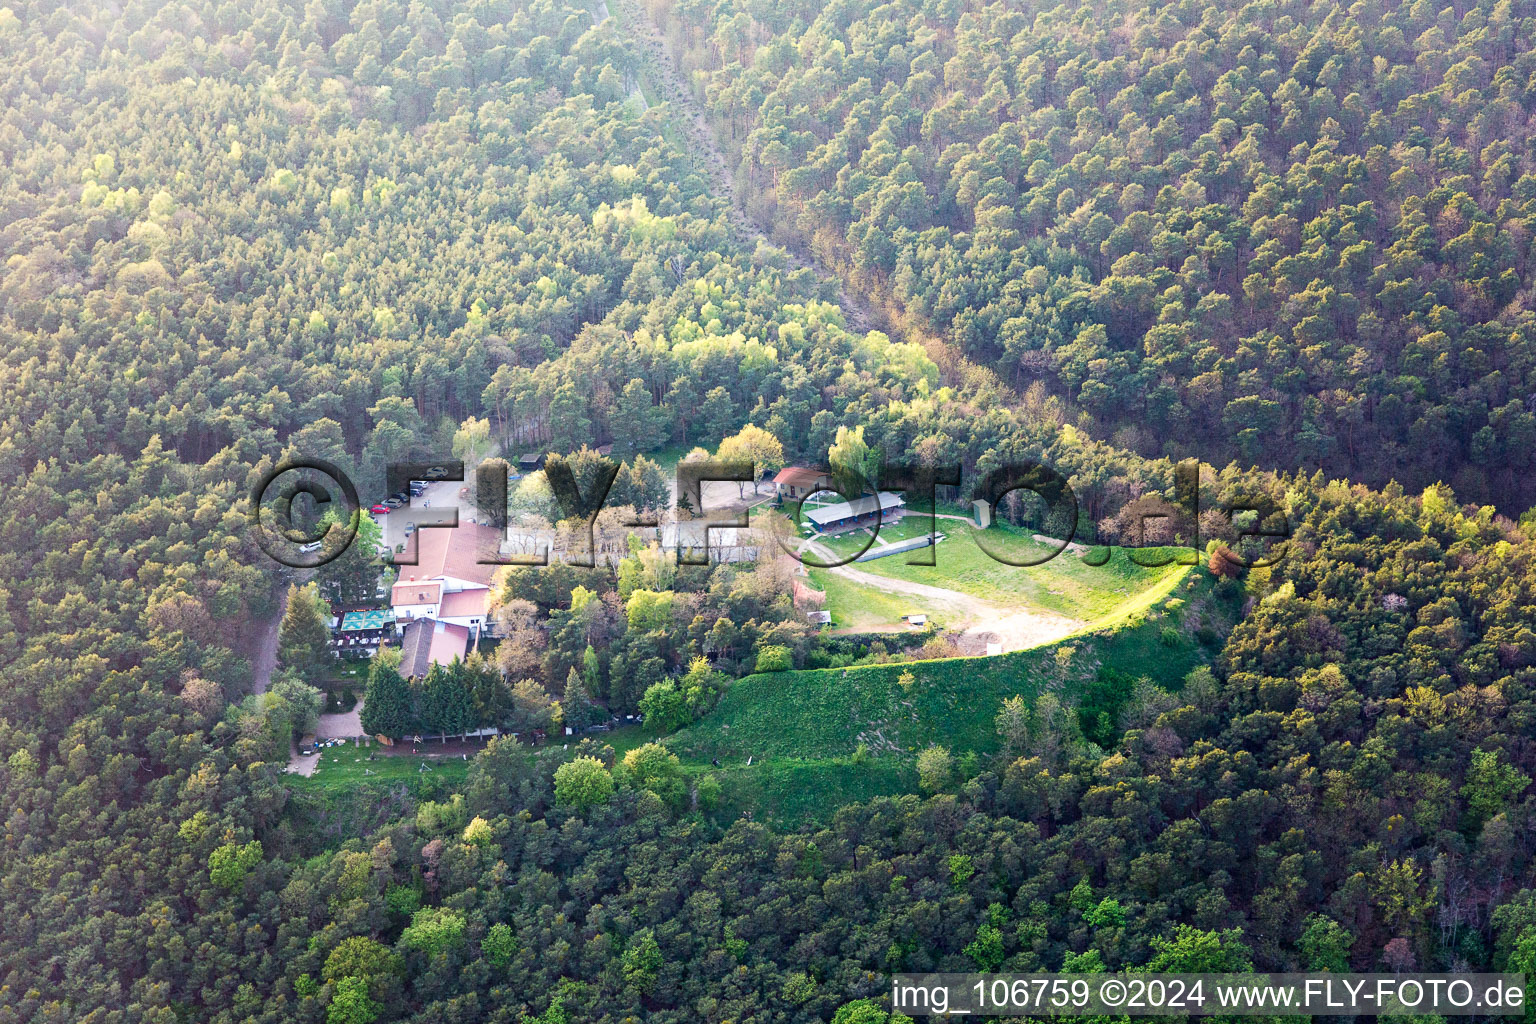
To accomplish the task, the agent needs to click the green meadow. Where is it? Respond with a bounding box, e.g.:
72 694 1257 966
663 570 1228 824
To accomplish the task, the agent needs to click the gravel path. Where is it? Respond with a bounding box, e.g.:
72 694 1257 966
801 539 1081 653
317 699 365 740
286 746 318 776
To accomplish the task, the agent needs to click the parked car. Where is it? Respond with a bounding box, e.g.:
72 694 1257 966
298 541 323 554
383 497 405 509
370 504 389 515
298 734 317 756
389 491 409 503
404 522 416 535
423 466 448 479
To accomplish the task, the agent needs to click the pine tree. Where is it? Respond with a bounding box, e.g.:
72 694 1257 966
610 378 664 456
562 667 600 730
317 508 383 606
278 582 332 684
508 678 554 734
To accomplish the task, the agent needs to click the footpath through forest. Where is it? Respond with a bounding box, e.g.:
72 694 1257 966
251 584 287 695
609 0 876 334
603 5 1109 651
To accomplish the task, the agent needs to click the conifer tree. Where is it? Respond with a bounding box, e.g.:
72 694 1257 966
418 663 475 742
278 583 332 684
561 666 600 730
360 658 413 738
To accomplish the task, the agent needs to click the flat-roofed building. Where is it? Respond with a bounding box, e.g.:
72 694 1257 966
804 492 905 533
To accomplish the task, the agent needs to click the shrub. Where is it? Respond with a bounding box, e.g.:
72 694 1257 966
208 840 262 891
637 681 690 732
755 645 792 672
553 755 614 811
462 816 493 846
399 907 466 958
482 923 517 967
916 745 953 794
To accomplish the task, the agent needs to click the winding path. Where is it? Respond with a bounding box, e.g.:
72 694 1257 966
800 539 1082 653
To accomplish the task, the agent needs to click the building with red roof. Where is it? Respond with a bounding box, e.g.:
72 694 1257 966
390 522 501 637
772 466 828 500
398 618 472 678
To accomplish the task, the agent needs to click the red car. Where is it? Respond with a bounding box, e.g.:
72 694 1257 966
369 504 390 515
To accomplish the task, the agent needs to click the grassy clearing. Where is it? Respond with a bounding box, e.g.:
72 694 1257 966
284 748 474 855
818 518 1189 619
811 517 941 560
800 514 1193 638
668 571 1219 767
1076 557 1196 634
288 569 1225 834
321 662 367 686
858 521 1185 617
287 747 472 793
646 442 691 475
806 567 950 631
594 723 668 757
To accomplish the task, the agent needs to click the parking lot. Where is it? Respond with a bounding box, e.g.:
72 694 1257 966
374 473 482 550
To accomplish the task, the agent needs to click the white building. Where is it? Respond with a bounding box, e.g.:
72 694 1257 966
390 522 501 634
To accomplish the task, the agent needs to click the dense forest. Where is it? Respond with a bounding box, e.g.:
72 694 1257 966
653 0 1536 511
5 0 1536 1021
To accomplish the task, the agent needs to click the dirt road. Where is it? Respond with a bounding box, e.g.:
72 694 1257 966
251 586 286 695
801 540 1081 652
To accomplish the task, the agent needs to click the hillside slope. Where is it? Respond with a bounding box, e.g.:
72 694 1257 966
669 569 1222 770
